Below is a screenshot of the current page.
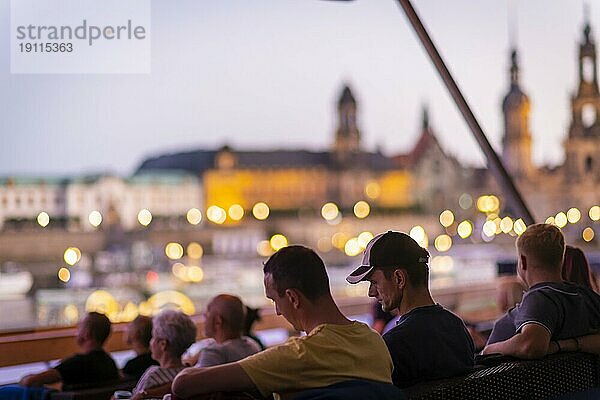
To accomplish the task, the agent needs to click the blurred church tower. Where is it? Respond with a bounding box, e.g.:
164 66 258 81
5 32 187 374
333 85 361 167
564 12 600 182
502 49 534 182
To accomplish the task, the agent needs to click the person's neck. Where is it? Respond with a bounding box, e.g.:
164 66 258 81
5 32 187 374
214 330 241 344
160 354 184 369
397 288 435 316
526 270 564 288
300 297 351 334
80 342 103 354
132 343 150 356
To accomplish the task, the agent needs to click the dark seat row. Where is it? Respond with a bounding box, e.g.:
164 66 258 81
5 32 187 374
405 352 600 400
46 352 600 400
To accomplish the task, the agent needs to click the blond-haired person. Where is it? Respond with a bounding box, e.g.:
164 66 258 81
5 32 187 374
483 223 600 359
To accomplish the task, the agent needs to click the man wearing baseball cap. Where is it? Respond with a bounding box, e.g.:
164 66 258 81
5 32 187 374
347 231 474 388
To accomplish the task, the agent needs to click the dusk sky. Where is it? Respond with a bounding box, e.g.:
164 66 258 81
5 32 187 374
0 0 597 176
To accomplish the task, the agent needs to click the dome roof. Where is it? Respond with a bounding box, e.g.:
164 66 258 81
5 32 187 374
503 84 529 110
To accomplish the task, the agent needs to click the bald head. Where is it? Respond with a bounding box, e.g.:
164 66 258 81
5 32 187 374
206 294 246 337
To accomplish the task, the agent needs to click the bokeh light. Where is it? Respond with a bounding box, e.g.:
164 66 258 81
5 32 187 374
457 220 473 238
187 242 203 259
357 231 374 248
409 225 428 248
58 267 71 283
88 210 102 227
252 202 270 220
146 291 195 315
513 219 527 235
64 247 81 266
332 232 349 249
458 193 473 210
439 210 455 228
186 208 203 225
567 207 581 224
555 212 568 228
353 201 370 219
137 209 152 226
165 242 184 260
321 202 340 221
172 263 186 280
37 211 50 227
206 205 226 224
85 290 119 317
365 181 381 199
500 217 514 234
434 235 452 252
476 195 500 213
344 238 362 257
589 205 600 221
270 234 288 251
228 204 244 221
187 266 204 283
482 220 496 237
146 270 159 284
64 304 79 321
257 240 274 257
583 227 595 242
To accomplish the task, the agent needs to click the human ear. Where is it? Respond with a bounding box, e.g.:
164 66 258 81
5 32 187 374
285 289 301 309
394 269 406 288
520 255 528 271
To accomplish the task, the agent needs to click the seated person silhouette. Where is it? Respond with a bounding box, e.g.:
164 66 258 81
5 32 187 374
122 315 159 379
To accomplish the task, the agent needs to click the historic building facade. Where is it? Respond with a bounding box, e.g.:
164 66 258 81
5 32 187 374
139 86 415 216
501 19 600 222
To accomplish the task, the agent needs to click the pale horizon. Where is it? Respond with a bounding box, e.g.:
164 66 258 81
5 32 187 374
0 0 597 176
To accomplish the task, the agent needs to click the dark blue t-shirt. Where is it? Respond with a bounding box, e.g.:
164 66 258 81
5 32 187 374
488 282 600 344
383 304 475 388
54 349 119 389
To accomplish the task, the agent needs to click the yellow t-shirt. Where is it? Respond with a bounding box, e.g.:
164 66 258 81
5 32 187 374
238 321 393 400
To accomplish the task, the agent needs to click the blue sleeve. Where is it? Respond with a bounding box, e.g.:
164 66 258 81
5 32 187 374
197 346 226 367
513 289 559 336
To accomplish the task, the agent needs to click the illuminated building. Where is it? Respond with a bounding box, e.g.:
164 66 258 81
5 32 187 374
0 172 201 230
138 85 415 214
497 18 600 222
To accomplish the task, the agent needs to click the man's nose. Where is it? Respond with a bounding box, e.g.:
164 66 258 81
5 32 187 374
368 282 377 297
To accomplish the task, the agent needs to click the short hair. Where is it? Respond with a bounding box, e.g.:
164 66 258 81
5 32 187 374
130 315 153 347
263 245 330 302
210 294 246 334
152 310 197 358
563 245 596 290
516 223 565 270
84 312 112 345
381 264 429 287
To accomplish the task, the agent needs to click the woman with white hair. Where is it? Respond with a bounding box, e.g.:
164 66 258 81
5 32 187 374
131 310 197 400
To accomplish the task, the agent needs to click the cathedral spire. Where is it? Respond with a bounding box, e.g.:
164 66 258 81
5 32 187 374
502 47 532 181
333 84 360 167
510 49 520 86
421 104 429 131
584 2 592 44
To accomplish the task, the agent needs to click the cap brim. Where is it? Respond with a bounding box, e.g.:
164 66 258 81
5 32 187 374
346 265 374 284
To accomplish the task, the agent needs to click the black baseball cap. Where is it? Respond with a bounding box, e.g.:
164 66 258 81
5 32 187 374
346 230 430 284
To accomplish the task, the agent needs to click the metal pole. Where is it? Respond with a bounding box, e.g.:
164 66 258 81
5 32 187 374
396 0 535 225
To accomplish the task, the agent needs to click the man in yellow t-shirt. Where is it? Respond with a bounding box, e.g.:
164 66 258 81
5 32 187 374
172 245 393 400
